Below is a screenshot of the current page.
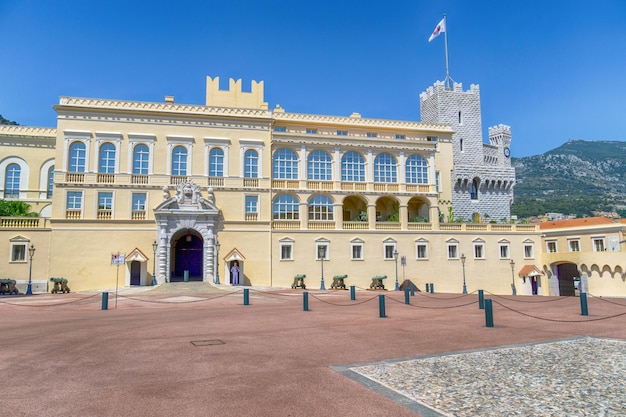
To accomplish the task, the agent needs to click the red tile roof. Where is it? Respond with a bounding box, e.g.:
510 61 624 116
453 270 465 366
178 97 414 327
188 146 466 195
539 217 616 230
518 265 543 277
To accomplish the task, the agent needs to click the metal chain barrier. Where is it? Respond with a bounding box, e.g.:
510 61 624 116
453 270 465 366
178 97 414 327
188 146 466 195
386 295 479 309
0 293 101 307
491 298 626 322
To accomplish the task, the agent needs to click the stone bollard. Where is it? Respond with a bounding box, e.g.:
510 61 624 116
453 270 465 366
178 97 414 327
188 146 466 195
379 295 386 318
350 285 356 301
101 292 109 310
485 298 494 328
243 288 249 306
580 292 588 316
303 291 309 311
478 289 485 310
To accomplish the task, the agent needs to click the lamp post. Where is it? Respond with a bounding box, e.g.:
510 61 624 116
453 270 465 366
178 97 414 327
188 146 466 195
151 240 158 286
510 259 517 296
393 249 399 291
319 245 326 290
26 244 35 295
460 253 467 294
215 240 221 285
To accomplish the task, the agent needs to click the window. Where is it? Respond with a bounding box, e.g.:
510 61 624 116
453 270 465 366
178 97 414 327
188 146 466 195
98 143 116 173
395 134 405 140
447 243 459 259
272 148 298 179
374 153 397 183
244 149 259 178
460 138 463 152
245 195 258 214
132 193 146 211
341 151 365 182
69 142 86 173
307 150 332 181
470 179 479 200
337 130 348 136
273 194 299 220
316 242 329 260
280 242 293 260
306 128 317 134
98 192 113 210
436 171 440 193
274 126 286 132
47 166 54 198
569 239 580 252
458 111 462 125
474 243 485 259
133 144 150 175
546 241 557 253
351 242 364 260
406 155 428 184
384 243 397 260
67 191 83 209
308 195 333 221
367 132 377 138
416 242 428 259
10 242 27 262
499 243 510 259
592 237 605 252
4 163 20 198
427 136 438 142
209 148 224 177
524 243 535 258
171 146 188 176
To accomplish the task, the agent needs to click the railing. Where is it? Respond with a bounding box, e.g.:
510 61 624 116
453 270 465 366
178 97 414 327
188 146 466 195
466 224 488 232
406 184 432 193
343 221 368 230
408 222 433 231
132 210 146 220
271 220 300 230
97 210 112 220
97 174 115 184
0 217 43 228
65 209 82 219
375 222 401 230
65 173 85 182
272 180 299 189
341 182 367 191
243 178 259 188
170 176 187 185
245 212 258 221
207 177 224 187
131 175 149 185
440 223 463 231
373 183 399 192
308 221 335 230
306 181 333 190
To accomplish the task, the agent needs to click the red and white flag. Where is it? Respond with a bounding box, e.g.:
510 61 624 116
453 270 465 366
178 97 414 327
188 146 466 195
428 18 446 42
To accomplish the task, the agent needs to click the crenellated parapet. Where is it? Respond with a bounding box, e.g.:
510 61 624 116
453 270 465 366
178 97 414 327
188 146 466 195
419 81 480 102
205 76 268 109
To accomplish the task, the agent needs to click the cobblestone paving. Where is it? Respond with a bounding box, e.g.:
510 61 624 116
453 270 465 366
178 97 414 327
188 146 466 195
341 337 626 417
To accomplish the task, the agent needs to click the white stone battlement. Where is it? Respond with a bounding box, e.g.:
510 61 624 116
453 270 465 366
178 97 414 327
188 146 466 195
488 124 511 136
419 81 480 101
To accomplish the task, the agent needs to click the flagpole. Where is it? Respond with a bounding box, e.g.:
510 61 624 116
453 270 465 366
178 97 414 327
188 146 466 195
443 14 451 88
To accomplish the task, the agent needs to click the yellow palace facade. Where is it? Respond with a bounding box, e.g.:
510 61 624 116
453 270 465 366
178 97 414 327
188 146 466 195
6 76 622 297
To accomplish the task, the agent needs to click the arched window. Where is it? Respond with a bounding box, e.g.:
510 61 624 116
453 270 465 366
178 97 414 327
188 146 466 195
308 195 334 221
172 146 188 176
244 149 258 178
99 143 116 173
307 150 332 181
4 163 20 198
47 166 54 198
470 178 479 200
406 155 428 184
272 194 299 220
272 148 298 179
68 142 86 173
341 151 365 182
133 144 149 175
374 153 397 183
209 148 224 177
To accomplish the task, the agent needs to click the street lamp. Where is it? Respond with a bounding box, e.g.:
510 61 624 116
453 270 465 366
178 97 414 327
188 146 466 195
393 249 399 291
318 245 326 290
460 253 467 294
26 244 35 295
215 240 221 285
151 240 158 286
510 259 517 296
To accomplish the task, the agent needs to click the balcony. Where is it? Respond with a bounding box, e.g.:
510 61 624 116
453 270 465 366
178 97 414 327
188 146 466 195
207 177 224 187
97 210 112 220
65 173 85 182
245 212 258 221
374 183 399 192
170 176 187 185
132 210 146 220
0 217 47 228
375 221 401 230
97 174 115 184
65 209 82 219
308 220 335 230
131 175 149 185
306 181 333 190
341 182 367 191
343 221 368 230
272 180 299 189
271 220 300 230
408 222 433 231
243 178 259 188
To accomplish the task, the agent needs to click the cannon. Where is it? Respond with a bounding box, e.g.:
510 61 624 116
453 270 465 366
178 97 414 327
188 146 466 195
0 278 19 295
50 277 71 294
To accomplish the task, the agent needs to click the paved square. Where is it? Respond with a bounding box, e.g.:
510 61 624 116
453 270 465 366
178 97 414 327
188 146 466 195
336 337 626 417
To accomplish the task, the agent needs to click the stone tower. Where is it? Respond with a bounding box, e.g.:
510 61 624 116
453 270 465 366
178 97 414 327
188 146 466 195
420 81 515 223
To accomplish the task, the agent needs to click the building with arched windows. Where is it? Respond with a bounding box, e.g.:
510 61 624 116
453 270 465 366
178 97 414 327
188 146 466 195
3 76 622 297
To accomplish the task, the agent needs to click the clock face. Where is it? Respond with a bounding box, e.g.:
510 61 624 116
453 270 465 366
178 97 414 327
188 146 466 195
504 147 510 157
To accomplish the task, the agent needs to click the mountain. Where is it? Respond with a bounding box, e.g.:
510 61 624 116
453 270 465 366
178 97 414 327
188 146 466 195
511 140 626 219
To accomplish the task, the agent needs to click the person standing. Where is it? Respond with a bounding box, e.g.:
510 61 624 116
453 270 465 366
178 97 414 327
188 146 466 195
231 262 240 286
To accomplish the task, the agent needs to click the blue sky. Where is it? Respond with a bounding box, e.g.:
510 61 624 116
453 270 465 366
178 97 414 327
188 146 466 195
1 0 625 157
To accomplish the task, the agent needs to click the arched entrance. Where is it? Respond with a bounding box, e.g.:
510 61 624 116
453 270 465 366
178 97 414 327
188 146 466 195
555 262 578 296
130 261 141 286
171 231 204 281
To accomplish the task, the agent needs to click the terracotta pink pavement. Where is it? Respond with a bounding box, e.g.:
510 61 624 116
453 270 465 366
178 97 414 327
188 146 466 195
1 288 625 417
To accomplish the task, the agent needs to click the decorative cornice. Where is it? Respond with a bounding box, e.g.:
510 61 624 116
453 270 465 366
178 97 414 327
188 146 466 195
271 136 438 152
0 125 56 138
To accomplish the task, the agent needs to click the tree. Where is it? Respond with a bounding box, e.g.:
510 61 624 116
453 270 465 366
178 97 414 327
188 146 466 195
0 114 19 126
0 200 38 217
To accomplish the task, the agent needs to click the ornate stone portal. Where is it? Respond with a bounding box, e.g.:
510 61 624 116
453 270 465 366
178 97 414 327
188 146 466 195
153 181 220 283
